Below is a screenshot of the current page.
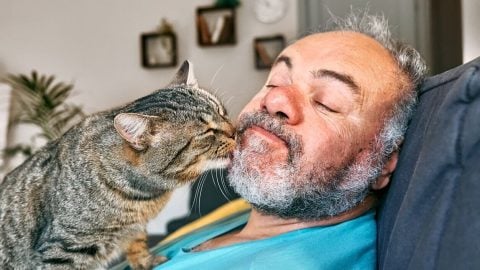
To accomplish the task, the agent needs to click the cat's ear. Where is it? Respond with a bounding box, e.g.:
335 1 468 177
167 60 199 88
114 113 151 151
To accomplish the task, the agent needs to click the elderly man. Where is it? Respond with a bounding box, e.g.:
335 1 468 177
144 12 427 270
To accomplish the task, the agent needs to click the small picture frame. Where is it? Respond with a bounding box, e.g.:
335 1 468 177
141 32 177 68
253 35 286 69
196 6 236 46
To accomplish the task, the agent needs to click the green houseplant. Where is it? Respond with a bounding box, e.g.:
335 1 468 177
2 70 85 158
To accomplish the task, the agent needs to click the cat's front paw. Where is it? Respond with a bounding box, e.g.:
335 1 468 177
151 255 168 266
130 255 168 270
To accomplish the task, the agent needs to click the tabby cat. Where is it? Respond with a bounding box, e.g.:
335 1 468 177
0 61 236 269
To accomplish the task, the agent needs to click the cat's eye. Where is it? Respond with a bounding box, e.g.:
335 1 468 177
205 128 216 134
199 128 216 137
199 117 209 125
202 128 233 140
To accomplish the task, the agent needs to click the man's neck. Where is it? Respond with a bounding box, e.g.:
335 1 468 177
194 195 376 251
240 195 376 239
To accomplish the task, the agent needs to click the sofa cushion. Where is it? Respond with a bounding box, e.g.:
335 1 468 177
378 57 480 269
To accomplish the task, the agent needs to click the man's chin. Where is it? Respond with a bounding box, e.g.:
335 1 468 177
233 147 291 176
230 154 288 179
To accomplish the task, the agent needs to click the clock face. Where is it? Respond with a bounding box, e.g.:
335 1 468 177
254 0 288 24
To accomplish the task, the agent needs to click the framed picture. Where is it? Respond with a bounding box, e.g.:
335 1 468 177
253 35 286 69
196 6 236 46
141 32 177 68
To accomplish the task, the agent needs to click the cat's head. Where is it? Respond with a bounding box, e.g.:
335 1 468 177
113 61 235 189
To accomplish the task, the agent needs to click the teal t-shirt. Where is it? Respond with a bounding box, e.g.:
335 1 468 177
146 210 376 270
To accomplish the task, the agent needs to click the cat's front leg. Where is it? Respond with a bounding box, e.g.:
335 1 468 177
35 240 99 270
126 232 167 270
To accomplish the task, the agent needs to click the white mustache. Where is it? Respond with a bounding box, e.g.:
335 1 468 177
236 111 304 162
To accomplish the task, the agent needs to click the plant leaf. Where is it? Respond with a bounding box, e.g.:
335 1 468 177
2 70 85 152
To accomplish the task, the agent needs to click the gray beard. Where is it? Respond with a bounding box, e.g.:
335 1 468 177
228 111 384 221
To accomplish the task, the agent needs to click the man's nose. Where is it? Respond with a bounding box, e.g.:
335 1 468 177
260 86 303 124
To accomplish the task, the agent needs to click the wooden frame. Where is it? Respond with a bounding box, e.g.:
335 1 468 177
141 32 177 68
253 35 285 69
196 6 236 46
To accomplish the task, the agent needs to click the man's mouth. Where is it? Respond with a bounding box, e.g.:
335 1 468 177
235 111 304 163
247 125 288 147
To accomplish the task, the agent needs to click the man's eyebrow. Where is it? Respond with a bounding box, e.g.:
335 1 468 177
273 55 292 69
311 69 360 95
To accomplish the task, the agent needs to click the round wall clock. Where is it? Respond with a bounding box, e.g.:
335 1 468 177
253 0 288 24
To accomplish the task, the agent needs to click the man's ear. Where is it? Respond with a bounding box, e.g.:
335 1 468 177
371 150 399 190
114 113 152 151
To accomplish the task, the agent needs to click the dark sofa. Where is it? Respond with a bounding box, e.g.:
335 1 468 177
378 56 480 269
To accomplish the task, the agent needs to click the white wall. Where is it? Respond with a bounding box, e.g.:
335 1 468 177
462 0 480 63
299 0 417 48
298 0 432 69
0 0 297 234
0 83 11 180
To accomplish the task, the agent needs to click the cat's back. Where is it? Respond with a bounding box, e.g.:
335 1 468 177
0 119 89 198
0 141 60 239
1 140 59 191
0 141 65 266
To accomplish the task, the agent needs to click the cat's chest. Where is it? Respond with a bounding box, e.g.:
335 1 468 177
112 191 173 224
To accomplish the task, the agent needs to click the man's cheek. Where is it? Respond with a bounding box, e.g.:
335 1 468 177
237 97 263 117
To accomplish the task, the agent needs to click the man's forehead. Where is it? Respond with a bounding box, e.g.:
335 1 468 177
289 31 393 64
297 31 387 50
286 32 398 85
273 31 404 113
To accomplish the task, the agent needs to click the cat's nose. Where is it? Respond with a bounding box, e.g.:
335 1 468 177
223 122 236 139
230 132 237 141
229 126 237 140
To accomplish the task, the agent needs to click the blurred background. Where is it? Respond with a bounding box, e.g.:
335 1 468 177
0 0 478 241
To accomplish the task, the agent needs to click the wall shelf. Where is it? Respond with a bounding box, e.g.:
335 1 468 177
196 6 237 47
253 34 285 69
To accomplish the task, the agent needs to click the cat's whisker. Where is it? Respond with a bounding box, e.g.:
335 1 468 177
214 169 230 202
225 96 235 108
212 87 221 97
196 173 209 216
213 169 222 197
200 173 210 211
200 173 209 214
191 190 198 215
189 183 198 214
219 93 231 109
190 174 206 214
210 64 225 88
212 169 219 189
215 90 225 101
219 169 233 198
